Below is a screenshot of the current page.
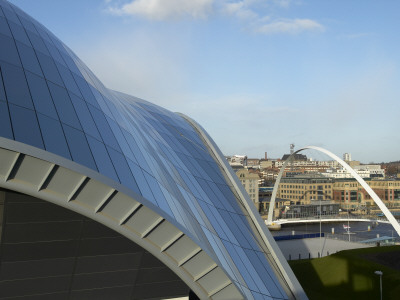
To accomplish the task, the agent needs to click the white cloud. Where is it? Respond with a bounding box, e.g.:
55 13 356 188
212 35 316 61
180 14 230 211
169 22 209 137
222 0 258 20
220 1 323 35
255 18 324 34
108 0 214 20
106 0 324 35
272 0 291 8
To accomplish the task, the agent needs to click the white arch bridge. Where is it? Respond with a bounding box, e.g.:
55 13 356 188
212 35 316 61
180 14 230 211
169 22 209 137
266 146 400 237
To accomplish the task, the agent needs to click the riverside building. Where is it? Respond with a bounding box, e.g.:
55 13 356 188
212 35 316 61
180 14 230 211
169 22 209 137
276 176 400 210
277 176 334 205
332 179 400 209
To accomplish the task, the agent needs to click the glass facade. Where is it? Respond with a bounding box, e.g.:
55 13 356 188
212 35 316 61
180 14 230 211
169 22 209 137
0 1 294 299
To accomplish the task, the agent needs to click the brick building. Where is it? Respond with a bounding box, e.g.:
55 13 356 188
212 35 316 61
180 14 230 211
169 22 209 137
277 176 334 205
332 179 400 209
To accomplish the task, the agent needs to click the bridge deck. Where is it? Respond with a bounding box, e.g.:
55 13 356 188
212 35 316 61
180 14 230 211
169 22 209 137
271 217 392 225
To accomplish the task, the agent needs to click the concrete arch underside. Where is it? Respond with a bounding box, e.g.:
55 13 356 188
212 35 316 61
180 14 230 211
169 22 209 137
0 141 244 300
267 146 400 237
0 188 191 299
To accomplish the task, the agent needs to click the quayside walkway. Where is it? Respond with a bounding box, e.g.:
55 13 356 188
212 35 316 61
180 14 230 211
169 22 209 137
271 215 393 226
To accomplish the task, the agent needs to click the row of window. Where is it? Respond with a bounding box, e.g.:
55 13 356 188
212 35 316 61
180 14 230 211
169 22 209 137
334 181 400 188
281 189 331 194
280 184 331 189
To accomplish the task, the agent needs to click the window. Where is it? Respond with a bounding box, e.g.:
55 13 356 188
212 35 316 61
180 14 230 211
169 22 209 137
107 146 140 194
0 15 12 37
25 71 58 118
0 34 21 66
15 41 43 76
9 21 30 45
36 52 63 86
9 104 43 149
70 94 101 139
88 105 120 151
56 62 81 96
86 136 118 182
62 124 96 170
37 113 71 159
48 82 82 129
1 62 33 109
0 101 13 139
27 31 50 55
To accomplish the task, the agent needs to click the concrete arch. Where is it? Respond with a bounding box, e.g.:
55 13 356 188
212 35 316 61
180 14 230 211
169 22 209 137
267 146 400 237
0 140 243 300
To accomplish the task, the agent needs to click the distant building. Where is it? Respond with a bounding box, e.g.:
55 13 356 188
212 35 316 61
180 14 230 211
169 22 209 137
332 179 400 209
348 160 361 168
343 153 352 161
247 158 260 168
236 169 259 208
281 153 308 161
261 169 279 180
260 160 273 169
277 176 400 210
277 176 334 205
274 159 339 169
281 202 340 219
321 165 384 179
321 168 370 179
228 155 247 167
354 165 385 178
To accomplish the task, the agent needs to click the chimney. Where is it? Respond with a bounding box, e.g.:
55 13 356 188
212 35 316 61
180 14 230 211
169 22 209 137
265 152 268 160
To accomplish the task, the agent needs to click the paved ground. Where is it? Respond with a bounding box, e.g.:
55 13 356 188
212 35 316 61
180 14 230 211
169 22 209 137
276 237 371 260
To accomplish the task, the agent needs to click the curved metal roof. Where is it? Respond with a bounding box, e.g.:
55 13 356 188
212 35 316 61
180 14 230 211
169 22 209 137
0 1 306 299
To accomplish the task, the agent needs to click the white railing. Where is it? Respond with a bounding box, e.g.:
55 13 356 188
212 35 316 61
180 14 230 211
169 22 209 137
275 215 393 225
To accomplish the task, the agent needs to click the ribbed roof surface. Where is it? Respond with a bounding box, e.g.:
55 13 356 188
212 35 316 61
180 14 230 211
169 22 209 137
0 1 291 298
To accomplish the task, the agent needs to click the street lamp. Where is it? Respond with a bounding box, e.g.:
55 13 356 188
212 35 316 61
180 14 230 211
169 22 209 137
374 270 383 300
319 197 322 254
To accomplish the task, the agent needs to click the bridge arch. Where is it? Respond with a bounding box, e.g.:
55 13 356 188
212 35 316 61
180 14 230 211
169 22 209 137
267 146 400 237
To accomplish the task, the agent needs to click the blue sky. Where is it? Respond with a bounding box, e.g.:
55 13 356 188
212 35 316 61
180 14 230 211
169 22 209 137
8 0 400 163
